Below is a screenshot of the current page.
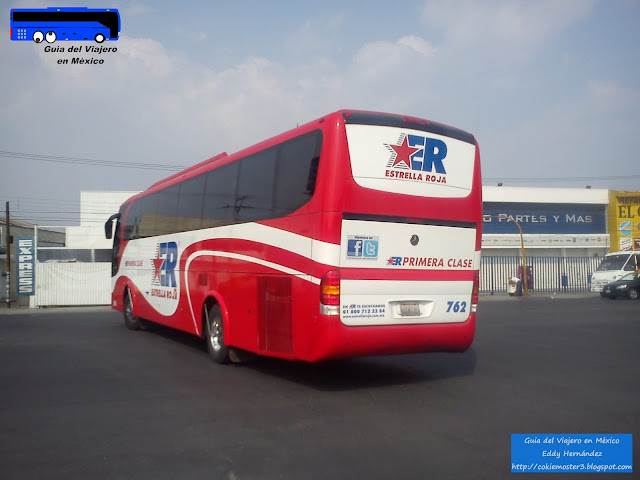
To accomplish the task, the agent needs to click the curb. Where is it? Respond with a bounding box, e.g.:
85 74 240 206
0 305 113 315
479 293 597 301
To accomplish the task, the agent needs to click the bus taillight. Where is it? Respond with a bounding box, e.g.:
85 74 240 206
320 270 340 316
471 271 479 312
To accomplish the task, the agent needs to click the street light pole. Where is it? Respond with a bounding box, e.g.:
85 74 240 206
487 215 528 296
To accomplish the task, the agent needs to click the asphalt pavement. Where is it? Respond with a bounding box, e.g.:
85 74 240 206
0 296 637 479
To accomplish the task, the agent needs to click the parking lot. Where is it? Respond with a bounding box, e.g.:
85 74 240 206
0 295 637 479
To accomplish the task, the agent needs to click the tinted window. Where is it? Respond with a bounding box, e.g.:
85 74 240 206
236 148 277 222
122 129 323 238
137 194 158 238
176 175 206 231
597 254 629 271
274 130 322 216
112 205 126 275
123 201 140 241
154 184 180 236
202 162 238 227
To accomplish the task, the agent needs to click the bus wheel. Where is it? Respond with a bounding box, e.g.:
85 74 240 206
95 33 105 43
205 304 229 364
628 288 639 300
123 288 143 330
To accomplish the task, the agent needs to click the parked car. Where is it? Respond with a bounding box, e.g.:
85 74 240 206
600 273 640 299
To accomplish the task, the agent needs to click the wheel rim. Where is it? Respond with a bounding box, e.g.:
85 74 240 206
630 290 639 300
125 291 133 321
209 317 223 352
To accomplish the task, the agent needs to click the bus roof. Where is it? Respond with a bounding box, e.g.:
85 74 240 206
341 110 476 145
132 109 477 202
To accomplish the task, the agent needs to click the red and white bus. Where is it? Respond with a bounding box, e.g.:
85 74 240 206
105 110 482 363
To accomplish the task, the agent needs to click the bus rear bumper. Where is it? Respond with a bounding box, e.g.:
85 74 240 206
304 313 476 362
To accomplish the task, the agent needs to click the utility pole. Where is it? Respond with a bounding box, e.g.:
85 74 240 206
5 201 10 308
487 215 528 296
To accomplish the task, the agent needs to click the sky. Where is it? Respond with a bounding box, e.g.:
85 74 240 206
1 0 639 226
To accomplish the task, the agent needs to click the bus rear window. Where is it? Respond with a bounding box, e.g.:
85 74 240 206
345 124 476 198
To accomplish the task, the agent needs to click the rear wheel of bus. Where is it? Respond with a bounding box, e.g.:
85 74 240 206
205 303 229 364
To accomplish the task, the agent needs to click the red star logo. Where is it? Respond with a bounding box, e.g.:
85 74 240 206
389 136 420 169
152 250 164 284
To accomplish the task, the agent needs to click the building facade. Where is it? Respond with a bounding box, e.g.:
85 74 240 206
4 187 639 306
1 219 65 306
481 186 611 258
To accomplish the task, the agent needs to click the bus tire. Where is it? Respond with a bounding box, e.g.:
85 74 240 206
95 33 105 43
628 288 639 300
205 304 229 364
123 288 144 330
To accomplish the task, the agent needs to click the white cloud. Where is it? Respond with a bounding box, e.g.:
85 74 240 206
482 79 640 187
351 35 437 92
420 0 596 62
284 14 346 58
397 36 437 57
587 80 640 111
113 0 156 17
2 0 639 208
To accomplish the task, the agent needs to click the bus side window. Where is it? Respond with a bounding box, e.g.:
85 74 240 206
176 174 206 232
274 130 323 216
202 161 238 228
236 148 277 223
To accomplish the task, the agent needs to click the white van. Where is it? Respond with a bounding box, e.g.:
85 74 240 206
590 251 640 293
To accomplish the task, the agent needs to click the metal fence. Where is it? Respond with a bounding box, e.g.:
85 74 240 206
480 256 602 293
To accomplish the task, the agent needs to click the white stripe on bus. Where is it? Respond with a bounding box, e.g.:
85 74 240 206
184 250 321 335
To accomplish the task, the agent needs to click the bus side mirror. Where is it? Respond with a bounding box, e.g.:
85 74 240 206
105 213 119 239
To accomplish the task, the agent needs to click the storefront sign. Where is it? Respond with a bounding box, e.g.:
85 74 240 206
482 234 610 248
17 237 35 295
607 191 640 251
483 203 606 234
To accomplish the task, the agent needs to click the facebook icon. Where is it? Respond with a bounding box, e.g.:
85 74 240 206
347 236 379 259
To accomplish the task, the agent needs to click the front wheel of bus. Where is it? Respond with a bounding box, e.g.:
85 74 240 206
205 304 229 364
95 33 105 43
123 288 143 330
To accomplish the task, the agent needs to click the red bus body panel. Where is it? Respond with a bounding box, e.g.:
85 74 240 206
110 110 482 362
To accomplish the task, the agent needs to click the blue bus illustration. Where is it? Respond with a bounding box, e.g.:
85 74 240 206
10 7 120 43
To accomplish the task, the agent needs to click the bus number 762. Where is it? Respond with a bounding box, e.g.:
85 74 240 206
446 301 467 313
